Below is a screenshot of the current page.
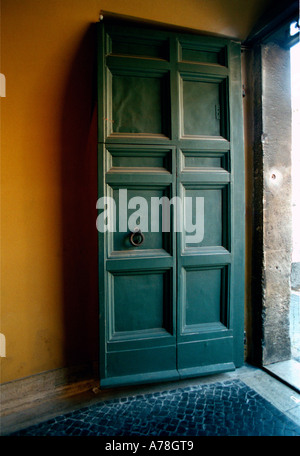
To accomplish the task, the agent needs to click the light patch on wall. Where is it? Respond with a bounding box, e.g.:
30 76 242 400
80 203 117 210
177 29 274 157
0 73 6 97
0 333 6 357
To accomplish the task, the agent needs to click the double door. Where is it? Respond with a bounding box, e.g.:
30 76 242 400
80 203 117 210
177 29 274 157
97 21 245 388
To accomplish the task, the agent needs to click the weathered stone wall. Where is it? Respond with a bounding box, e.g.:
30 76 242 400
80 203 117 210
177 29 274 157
251 43 293 365
291 263 300 291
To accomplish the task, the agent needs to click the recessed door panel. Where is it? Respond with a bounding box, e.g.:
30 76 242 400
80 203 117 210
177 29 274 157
182 186 224 249
184 267 222 327
182 80 221 136
108 184 173 255
109 71 170 137
185 155 222 169
111 269 172 336
109 34 169 60
107 147 172 173
181 150 229 172
179 39 227 65
180 183 229 251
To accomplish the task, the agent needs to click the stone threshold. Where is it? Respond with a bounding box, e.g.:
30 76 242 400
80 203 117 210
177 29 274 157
263 359 300 394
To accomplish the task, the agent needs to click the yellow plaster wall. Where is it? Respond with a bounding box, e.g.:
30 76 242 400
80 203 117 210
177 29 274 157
1 0 270 383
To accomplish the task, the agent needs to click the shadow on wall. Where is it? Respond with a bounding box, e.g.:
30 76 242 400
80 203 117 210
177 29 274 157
60 24 99 373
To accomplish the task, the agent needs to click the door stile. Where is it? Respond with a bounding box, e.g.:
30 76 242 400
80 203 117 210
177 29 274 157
227 41 245 367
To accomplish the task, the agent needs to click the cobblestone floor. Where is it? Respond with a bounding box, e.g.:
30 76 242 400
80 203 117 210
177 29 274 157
10 379 300 436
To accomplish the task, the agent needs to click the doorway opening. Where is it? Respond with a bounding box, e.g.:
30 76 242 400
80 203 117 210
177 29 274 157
261 31 300 392
245 11 300 393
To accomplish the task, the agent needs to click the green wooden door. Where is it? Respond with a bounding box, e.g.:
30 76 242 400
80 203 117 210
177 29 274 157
97 21 245 388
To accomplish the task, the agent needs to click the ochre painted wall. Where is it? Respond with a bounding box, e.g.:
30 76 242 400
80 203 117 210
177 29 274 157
1 0 271 383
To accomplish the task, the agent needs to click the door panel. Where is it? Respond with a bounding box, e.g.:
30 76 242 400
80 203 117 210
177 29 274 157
182 80 221 136
179 39 227 65
107 66 171 139
108 267 173 339
109 31 169 60
179 73 229 140
109 184 172 254
97 21 245 388
112 73 168 134
184 267 224 326
107 146 173 172
182 185 225 248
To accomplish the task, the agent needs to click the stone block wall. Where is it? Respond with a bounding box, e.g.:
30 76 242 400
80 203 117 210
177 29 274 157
251 43 293 365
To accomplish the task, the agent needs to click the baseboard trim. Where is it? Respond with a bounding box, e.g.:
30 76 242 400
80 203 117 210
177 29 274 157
1 362 99 416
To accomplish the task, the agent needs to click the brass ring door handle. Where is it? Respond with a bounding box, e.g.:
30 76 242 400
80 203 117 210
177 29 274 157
129 228 145 247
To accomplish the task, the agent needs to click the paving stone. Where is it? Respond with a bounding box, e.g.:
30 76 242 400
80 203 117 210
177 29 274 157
10 379 300 436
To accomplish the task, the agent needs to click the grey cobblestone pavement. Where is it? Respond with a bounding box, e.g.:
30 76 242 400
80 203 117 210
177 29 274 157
10 379 300 436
